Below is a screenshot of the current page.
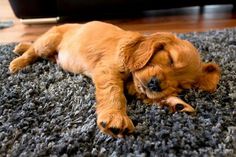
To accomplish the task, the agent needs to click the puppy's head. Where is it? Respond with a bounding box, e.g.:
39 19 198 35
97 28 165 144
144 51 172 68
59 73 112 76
120 32 220 100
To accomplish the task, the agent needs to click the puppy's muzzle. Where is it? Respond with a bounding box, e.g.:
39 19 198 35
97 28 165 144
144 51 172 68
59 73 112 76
147 77 162 92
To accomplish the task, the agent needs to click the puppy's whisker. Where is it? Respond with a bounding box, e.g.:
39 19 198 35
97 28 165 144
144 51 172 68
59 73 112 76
133 73 147 90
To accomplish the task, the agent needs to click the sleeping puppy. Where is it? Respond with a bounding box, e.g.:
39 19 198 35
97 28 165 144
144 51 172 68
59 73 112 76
9 21 220 137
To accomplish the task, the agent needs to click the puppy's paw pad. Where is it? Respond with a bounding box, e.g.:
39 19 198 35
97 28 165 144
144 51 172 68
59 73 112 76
109 127 120 135
100 121 107 128
160 96 195 113
97 110 135 137
175 103 184 111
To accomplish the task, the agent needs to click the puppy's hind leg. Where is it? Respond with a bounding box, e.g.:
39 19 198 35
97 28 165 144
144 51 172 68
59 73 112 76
9 27 62 73
13 42 32 55
9 46 38 73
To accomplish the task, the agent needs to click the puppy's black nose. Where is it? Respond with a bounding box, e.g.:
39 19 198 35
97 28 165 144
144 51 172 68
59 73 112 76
147 77 161 92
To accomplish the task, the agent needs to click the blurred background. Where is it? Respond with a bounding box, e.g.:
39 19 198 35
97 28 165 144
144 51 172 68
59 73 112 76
0 0 236 43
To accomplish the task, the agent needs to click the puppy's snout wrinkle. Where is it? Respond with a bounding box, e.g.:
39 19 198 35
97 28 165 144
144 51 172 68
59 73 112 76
147 77 161 92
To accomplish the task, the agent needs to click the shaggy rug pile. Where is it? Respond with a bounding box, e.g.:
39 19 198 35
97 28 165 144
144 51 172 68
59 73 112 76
0 28 236 157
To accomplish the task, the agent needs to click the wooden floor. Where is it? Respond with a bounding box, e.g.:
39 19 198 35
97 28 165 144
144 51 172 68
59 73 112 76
1 0 236 43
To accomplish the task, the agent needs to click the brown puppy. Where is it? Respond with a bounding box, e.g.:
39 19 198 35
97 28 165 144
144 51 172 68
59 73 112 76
9 21 220 137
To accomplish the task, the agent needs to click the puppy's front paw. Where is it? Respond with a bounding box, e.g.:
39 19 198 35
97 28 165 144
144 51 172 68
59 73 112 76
160 96 195 113
97 110 135 138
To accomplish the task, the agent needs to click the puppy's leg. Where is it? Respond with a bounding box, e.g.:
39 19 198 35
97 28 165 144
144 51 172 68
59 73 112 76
9 47 38 73
94 69 135 137
13 42 32 55
160 96 195 113
9 27 62 73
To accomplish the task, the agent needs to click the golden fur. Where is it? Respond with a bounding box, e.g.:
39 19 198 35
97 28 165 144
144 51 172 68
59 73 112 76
9 21 221 137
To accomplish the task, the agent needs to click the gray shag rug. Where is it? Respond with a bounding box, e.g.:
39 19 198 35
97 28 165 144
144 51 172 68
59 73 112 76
0 28 236 157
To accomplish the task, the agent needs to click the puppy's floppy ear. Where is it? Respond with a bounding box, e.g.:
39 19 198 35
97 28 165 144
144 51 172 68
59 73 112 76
195 63 221 92
119 32 164 71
